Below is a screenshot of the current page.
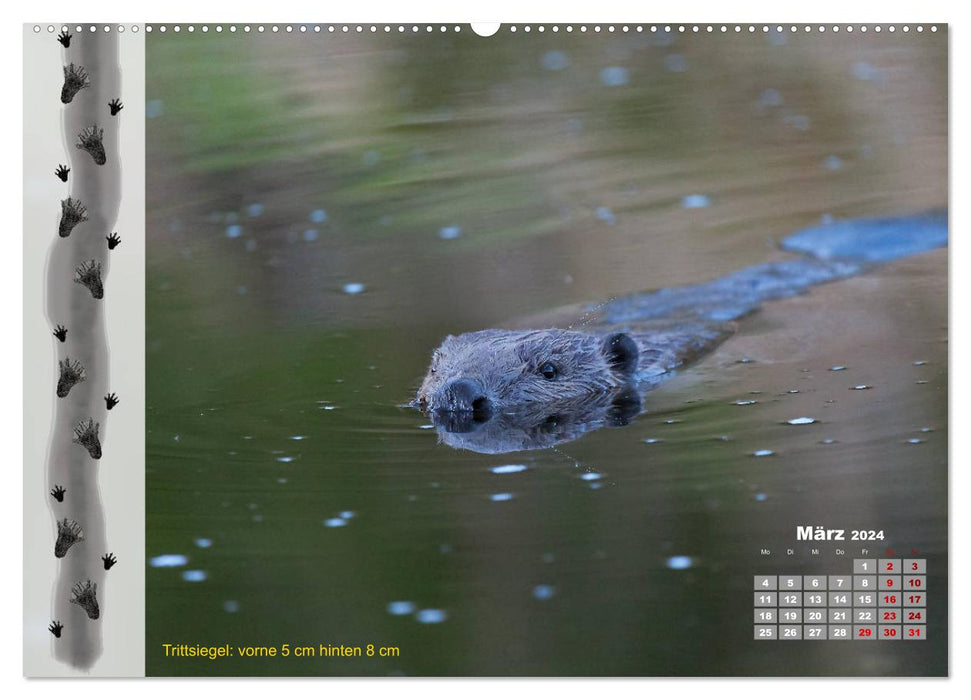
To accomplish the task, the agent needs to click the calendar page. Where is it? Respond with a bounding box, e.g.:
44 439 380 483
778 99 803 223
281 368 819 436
21 16 949 679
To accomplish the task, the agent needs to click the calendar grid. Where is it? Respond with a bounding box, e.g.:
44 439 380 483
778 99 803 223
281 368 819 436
754 559 926 640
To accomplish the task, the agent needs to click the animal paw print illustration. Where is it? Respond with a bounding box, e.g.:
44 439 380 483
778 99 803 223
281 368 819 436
106 232 121 250
102 553 117 570
50 485 66 502
76 126 106 165
70 580 100 620
60 64 90 104
72 418 102 459
55 164 70 182
104 392 119 410
53 325 68 342
57 29 72 47
56 358 86 398
49 621 63 638
54 518 84 558
74 260 104 299
108 98 123 116
58 197 88 238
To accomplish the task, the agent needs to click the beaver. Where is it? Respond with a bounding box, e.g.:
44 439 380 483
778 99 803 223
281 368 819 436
415 209 947 452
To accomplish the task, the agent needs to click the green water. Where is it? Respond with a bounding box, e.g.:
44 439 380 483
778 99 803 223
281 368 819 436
146 27 947 676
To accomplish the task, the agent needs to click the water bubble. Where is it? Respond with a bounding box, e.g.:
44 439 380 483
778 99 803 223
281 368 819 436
754 493 768 501
820 438 837 445
340 511 356 519
226 224 243 239
343 283 366 295
490 493 514 502
907 438 924 445
194 538 213 548
146 99 164 118
666 555 694 570
782 114 811 130
595 206 616 225
276 456 294 463
913 360 927 366
787 417 816 425
533 584 556 600
851 385 871 390
323 517 347 528
759 89 783 107
600 66 630 87
303 229 319 242
664 53 688 72
829 365 847 371
439 225 462 240
416 609 448 624
682 194 711 209
310 209 328 223
246 203 264 217
290 435 307 441
150 554 188 567
753 449 774 457
580 472 602 481
222 600 240 613
734 400 757 406
387 601 415 616
490 464 527 474
643 438 662 444
541 50 570 71
824 155 844 171
182 570 208 582
852 61 882 81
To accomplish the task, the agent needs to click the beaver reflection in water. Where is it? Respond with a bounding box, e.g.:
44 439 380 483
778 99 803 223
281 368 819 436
415 210 947 454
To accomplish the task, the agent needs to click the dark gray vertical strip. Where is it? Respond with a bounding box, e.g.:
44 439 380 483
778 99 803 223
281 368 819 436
46 31 121 671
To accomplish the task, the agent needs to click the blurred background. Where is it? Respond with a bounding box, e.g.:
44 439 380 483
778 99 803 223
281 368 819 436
145 27 947 675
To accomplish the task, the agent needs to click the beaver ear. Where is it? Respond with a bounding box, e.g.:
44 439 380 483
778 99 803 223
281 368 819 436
602 332 639 377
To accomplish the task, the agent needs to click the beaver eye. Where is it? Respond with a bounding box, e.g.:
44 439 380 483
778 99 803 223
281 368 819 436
539 362 558 380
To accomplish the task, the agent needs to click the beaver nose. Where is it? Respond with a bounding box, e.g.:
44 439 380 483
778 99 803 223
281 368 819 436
436 378 492 417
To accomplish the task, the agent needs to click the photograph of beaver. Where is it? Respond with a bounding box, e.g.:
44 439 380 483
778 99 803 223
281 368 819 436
144 25 947 676
416 210 946 453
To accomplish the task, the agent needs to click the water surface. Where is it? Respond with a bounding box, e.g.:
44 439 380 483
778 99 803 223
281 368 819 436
145 28 947 676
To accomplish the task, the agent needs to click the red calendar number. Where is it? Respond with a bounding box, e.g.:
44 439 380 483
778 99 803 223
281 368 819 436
886 562 894 571
912 562 919 570
883 594 897 604
857 628 872 638
908 628 923 638
883 611 898 621
908 594 922 604
908 611 923 621
883 628 897 638
908 578 923 587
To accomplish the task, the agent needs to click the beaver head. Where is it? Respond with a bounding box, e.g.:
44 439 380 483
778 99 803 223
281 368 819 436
416 328 639 428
